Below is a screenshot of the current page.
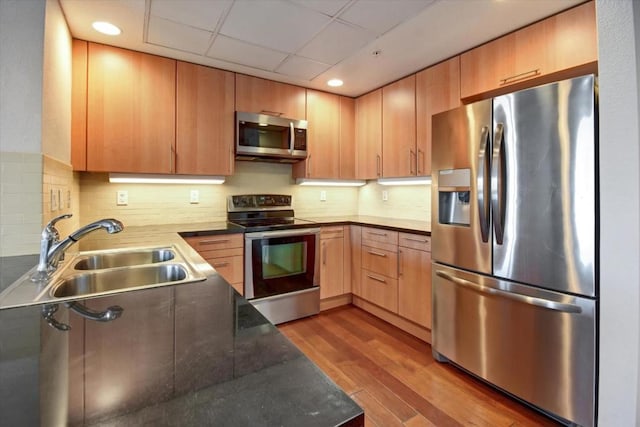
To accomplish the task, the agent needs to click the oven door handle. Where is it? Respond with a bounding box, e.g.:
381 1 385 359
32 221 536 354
245 228 321 240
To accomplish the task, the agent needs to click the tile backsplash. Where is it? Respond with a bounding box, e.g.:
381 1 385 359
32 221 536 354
79 162 431 227
0 152 43 256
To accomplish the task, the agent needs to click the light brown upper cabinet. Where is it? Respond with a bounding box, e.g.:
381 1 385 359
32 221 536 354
293 90 340 179
460 1 597 101
356 89 382 179
415 56 461 176
382 75 416 178
71 39 88 171
176 62 235 176
86 43 176 173
235 74 306 119
339 97 356 179
293 91 356 180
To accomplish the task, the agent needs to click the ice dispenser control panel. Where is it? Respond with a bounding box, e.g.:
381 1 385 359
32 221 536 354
438 169 471 226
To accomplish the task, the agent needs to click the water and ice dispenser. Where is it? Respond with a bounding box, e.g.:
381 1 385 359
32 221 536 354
438 168 471 226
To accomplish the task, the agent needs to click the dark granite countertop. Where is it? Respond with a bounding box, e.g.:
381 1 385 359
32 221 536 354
298 215 431 236
0 223 363 426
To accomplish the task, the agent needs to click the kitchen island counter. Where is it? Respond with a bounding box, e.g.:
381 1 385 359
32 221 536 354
0 224 363 426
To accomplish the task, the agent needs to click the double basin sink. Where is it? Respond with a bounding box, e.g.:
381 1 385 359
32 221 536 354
0 245 207 309
51 246 206 299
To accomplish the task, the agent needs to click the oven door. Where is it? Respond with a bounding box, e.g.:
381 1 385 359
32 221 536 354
244 228 320 299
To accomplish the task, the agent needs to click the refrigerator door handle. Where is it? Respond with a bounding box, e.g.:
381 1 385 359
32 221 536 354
477 126 491 242
491 123 506 244
435 270 583 314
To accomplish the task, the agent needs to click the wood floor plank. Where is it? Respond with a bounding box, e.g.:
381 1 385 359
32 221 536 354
278 306 561 427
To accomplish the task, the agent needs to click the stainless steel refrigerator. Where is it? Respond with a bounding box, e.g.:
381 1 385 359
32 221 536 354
431 74 597 427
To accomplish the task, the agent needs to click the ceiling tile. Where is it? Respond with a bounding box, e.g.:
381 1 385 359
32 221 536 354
276 55 331 81
147 16 212 55
340 0 433 34
290 0 351 17
220 0 331 53
207 35 288 71
150 0 231 31
298 20 375 65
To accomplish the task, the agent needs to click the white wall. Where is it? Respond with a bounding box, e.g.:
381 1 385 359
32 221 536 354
596 0 640 425
0 0 45 153
42 0 72 163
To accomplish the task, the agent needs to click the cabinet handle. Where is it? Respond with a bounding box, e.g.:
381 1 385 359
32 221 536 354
322 241 327 266
367 231 387 237
367 274 387 284
170 145 175 173
199 239 230 245
499 69 541 86
398 249 402 276
260 110 283 117
409 150 417 175
417 149 424 175
405 237 429 243
212 261 229 268
367 250 387 257
376 154 381 177
308 154 312 176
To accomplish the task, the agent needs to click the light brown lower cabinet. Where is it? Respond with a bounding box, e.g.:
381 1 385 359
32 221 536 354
320 226 352 300
183 233 244 295
398 233 432 329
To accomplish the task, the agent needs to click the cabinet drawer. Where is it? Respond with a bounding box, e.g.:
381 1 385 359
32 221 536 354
361 271 398 313
184 233 243 251
362 227 398 245
204 255 243 285
399 233 431 252
321 226 344 238
197 247 243 260
362 246 398 278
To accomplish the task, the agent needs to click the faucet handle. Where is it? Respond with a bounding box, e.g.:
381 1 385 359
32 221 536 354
46 213 72 230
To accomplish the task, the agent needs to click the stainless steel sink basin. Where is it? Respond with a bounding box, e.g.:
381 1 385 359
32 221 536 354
52 264 188 298
73 248 175 270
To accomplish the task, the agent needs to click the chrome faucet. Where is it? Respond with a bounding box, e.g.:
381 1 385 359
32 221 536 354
31 214 124 282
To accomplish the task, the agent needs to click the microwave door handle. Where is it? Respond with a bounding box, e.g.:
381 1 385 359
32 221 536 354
289 122 295 154
477 126 490 243
491 123 506 245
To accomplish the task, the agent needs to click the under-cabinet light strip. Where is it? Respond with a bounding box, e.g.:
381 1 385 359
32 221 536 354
109 174 225 184
377 177 432 186
296 179 366 187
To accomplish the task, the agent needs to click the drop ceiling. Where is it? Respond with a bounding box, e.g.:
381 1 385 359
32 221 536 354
60 0 585 97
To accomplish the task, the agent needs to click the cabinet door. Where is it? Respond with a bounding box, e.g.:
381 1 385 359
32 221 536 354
320 236 344 299
71 39 87 171
382 75 416 177
339 96 356 179
398 247 432 329
176 62 235 175
87 43 176 173
235 74 306 119
355 89 382 179
545 1 597 75
416 57 460 176
350 226 362 296
294 90 340 178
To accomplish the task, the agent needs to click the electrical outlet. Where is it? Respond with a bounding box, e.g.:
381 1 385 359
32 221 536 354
190 189 200 204
382 190 388 201
320 190 327 201
116 190 128 206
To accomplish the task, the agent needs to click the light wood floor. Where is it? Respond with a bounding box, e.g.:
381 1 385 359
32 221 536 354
278 305 560 427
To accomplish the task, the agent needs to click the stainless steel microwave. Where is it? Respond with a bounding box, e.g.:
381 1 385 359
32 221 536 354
235 112 308 162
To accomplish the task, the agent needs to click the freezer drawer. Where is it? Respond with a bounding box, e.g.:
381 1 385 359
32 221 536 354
432 264 596 427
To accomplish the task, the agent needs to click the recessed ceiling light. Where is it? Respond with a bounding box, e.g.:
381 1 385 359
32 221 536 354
327 79 343 87
92 21 121 36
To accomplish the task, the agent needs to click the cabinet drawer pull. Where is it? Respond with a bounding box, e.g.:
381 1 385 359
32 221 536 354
366 274 387 284
367 250 387 257
367 231 387 237
212 262 230 268
499 69 540 86
199 239 230 245
405 237 429 243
